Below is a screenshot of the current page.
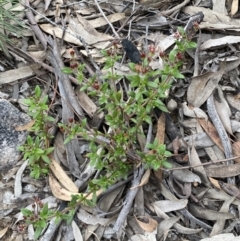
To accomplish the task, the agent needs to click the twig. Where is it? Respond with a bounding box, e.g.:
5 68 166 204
93 0 120 39
113 124 152 234
207 94 234 184
162 155 240 171
161 0 190 15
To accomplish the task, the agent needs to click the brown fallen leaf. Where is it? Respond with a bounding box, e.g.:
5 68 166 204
154 112 165 180
131 169 150 189
233 141 240 163
231 0 239 15
219 181 240 199
0 226 9 239
49 158 78 193
198 119 224 151
209 177 221 189
15 119 35 131
135 215 158 232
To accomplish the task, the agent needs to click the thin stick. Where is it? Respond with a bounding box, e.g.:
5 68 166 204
93 0 120 39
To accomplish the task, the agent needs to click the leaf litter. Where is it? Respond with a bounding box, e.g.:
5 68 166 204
2 0 240 241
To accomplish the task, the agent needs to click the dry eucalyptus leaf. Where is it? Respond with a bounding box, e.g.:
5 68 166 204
183 6 240 25
157 217 180 240
153 199 188 212
188 203 234 220
209 177 221 189
233 141 240 163
135 216 158 232
49 174 77 201
205 188 240 206
205 164 240 178
219 181 240 199
201 233 237 241
0 226 9 239
131 169 151 189
226 94 240 111
89 13 126 28
72 220 83 241
77 208 111 226
14 160 28 198
15 119 35 131
187 69 224 107
173 169 201 183
214 87 232 135
210 196 235 237
190 145 209 183
231 0 239 15
0 66 34 84
182 102 208 120
198 119 224 151
200 36 240 50
49 158 78 193
128 234 148 241
75 90 97 118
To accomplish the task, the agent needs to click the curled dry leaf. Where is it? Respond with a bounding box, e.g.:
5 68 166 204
0 226 9 239
209 177 221 189
188 203 234 220
49 174 78 201
135 216 158 232
219 181 240 199
131 169 150 189
182 102 208 120
49 158 78 193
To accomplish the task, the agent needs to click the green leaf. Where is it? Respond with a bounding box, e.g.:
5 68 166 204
128 62 136 71
61 67 73 74
126 75 141 87
41 203 49 216
42 155 51 164
187 41 197 49
35 86 41 98
22 98 33 106
21 208 32 216
34 226 43 240
147 81 158 88
172 69 185 79
162 161 172 168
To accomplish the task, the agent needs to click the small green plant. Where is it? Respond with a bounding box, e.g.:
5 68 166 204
18 86 54 179
60 27 197 191
20 27 198 239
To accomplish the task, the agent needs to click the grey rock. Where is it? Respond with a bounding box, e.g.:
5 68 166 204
0 99 30 171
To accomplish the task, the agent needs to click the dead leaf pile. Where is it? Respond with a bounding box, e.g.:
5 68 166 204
2 0 240 240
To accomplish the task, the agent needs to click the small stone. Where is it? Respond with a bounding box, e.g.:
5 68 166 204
0 99 31 172
167 99 177 111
